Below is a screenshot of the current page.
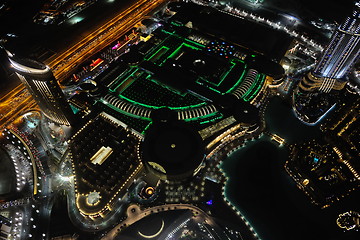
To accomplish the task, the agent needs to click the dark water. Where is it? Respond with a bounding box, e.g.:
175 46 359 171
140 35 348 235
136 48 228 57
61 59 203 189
263 97 322 143
220 97 359 240
1 1 359 237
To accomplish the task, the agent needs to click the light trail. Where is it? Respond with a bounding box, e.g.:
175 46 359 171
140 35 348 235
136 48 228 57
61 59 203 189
51 0 167 81
0 0 168 132
0 84 24 102
45 0 148 68
0 98 37 130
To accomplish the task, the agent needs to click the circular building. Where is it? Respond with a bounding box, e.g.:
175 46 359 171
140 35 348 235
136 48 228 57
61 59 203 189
142 120 204 181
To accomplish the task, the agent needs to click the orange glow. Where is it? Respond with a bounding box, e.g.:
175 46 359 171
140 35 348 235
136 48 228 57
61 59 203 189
0 0 167 132
145 187 155 195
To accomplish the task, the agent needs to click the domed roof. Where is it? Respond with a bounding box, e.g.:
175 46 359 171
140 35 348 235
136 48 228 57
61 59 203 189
142 120 204 180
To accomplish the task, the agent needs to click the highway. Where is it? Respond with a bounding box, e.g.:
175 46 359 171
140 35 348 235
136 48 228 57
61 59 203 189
0 86 37 131
0 0 168 132
48 0 168 82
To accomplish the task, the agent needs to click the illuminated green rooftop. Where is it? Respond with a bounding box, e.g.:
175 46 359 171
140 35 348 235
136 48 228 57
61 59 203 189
99 26 266 131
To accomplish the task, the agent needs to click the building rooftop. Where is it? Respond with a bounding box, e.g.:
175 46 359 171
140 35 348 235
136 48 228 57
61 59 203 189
142 119 204 180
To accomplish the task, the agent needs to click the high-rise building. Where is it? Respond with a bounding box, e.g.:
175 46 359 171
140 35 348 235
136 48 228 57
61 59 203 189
294 2 360 124
6 51 76 126
299 1 360 93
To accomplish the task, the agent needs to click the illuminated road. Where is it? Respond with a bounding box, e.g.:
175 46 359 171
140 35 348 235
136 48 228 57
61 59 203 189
0 85 37 131
48 0 168 82
0 0 168 132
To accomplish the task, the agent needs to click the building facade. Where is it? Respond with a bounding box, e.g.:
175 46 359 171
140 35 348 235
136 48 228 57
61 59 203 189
7 51 76 126
299 1 360 93
293 2 360 124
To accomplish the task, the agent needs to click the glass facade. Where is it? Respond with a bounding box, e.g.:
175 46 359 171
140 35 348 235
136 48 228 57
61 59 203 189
8 55 76 126
313 2 360 80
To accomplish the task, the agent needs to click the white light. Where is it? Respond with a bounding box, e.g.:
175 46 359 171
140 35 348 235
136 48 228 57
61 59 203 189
9 58 50 74
5 49 13 57
69 16 84 25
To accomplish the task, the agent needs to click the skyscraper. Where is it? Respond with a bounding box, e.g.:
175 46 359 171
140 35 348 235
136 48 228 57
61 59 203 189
299 1 360 93
294 1 360 124
6 50 76 126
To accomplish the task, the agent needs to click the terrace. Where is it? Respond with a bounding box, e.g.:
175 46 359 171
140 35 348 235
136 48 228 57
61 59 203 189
69 113 141 215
